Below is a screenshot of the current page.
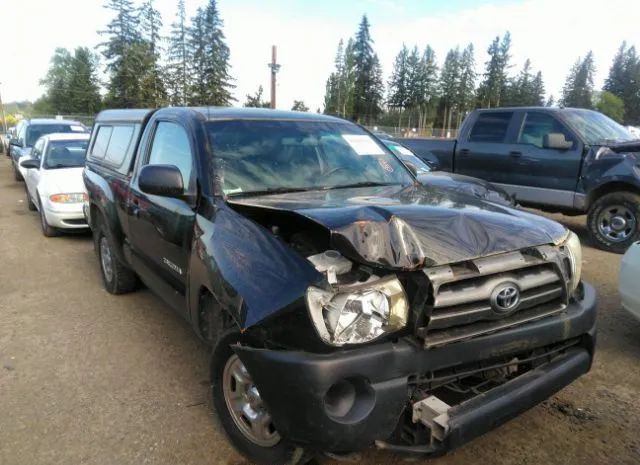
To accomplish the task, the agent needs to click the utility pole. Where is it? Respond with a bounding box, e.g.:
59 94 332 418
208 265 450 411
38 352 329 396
268 45 281 109
0 82 6 133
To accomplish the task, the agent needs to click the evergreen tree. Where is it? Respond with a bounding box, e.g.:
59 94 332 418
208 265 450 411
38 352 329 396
138 0 167 107
546 95 556 107
323 40 345 115
243 86 270 108
291 100 309 112
351 15 384 121
100 0 143 107
531 71 545 106
188 0 235 106
456 44 476 120
561 52 595 108
503 59 544 106
166 0 190 105
477 32 512 107
604 42 640 124
414 45 439 129
439 47 461 131
66 47 102 114
40 48 73 114
387 45 410 112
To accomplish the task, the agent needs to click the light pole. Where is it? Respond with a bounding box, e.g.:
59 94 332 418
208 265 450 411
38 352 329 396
268 46 281 109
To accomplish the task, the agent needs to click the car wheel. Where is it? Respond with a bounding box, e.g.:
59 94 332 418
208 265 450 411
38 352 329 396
38 197 60 237
587 191 640 253
95 221 138 294
211 333 308 465
25 185 36 211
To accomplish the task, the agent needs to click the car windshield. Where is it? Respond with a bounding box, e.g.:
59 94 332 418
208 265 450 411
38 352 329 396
43 140 88 169
26 124 85 147
383 141 432 174
564 110 636 145
207 120 414 196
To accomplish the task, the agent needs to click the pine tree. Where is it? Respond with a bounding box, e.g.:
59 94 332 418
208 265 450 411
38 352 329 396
561 52 595 109
439 47 461 132
166 0 190 105
414 45 439 129
243 86 270 108
291 100 309 112
351 15 383 122
67 47 102 114
138 0 167 107
100 0 143 107
546 95 556 107
477 32 512 107
456 44 476 122
40 48 73 114
531 71 545 106
387 45 410 112
604 42 640 124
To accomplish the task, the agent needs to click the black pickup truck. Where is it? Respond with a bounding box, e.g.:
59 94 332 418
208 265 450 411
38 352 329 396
400 107 640 253
84 107 596 465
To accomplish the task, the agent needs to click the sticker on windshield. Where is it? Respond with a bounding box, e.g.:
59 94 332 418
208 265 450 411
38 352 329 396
70 125 85 132
342 134 385 156
223 187 243 195
378 159 394 173
394 145 414 156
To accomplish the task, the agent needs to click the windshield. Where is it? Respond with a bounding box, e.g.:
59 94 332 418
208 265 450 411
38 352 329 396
383 141 432 174
43 140 88 169
564 110 636 145
207 120 414 196
26 124 86 147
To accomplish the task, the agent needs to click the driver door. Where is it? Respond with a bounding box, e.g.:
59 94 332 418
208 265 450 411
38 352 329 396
25 139 45 204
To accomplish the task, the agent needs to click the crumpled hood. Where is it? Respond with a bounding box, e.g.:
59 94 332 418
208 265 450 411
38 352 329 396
229 184 567 269
417 171 513 206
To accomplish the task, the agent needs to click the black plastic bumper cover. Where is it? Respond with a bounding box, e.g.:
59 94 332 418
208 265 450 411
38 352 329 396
234 282 597 453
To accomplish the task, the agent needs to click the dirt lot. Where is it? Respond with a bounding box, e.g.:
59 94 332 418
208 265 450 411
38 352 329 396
1 155 639 465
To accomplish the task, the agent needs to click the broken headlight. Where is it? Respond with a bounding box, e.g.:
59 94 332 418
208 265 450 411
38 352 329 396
563 231 582 293
305 277 409 346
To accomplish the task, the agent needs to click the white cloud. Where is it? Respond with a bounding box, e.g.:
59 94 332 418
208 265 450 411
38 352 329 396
2 0 639 112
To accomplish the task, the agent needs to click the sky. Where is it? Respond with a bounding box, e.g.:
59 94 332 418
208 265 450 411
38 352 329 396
2 0 640 112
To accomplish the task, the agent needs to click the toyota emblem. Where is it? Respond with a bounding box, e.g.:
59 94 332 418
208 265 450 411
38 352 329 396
490 283 521 314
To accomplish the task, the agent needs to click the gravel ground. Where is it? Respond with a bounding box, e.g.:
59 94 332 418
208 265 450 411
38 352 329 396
1 155 639 465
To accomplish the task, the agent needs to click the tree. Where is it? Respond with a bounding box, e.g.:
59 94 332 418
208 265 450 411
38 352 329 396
166 0 190 105
66 47 102 114
244 86 270 108
351 15 384 121
604 42 640 124
456 44 477 123
595 91 625 122
138 0 167 107
561 51 595 108
387 45 411 113
439 47 461 132
40 48 73 113
291 100 309 112
100 0 143 107
477 32 512 107
188 0 235 106
546 95 556 107
503 59 545 106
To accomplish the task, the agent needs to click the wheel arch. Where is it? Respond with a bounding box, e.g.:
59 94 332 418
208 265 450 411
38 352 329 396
586 181 640 210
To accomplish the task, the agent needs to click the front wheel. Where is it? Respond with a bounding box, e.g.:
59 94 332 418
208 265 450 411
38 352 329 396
38 197 59 237
211 334 308 465
587 191 640 253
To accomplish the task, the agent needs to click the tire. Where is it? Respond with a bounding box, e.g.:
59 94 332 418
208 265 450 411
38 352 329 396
210 333 309 465
25 185 36 211
95 219 138 294
587 191 640 253
38 197 60 237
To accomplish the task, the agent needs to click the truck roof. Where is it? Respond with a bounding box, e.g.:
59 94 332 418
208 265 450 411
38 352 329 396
94 107 346 124
474 106 595 114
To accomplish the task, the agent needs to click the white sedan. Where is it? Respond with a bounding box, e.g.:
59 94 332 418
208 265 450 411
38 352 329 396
20 133 90 236
619 242 640 320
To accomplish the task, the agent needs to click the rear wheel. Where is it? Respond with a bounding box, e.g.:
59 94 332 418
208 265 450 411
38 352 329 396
587 191 640 253
95 220 138 294
211 333 308 465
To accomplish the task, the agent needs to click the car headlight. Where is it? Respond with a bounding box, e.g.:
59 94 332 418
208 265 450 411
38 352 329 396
305 277 409 346
563 230 582 293
49 193 87 203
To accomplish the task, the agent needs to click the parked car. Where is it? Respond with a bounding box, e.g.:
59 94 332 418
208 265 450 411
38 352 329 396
84 107 596 465
399 107 640 253
382 139 514 206
8 118 87 181
20 133 90 236
619 241 640 320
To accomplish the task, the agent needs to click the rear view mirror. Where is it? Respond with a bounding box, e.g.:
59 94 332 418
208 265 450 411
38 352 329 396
20 158 40 170
138 164 184 198
543 133 573 150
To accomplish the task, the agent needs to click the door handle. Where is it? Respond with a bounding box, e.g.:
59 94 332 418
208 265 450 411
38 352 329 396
509 151 523 158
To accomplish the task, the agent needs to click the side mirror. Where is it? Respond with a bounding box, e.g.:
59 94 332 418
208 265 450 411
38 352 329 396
20 158 40 170
138 164 184 198
543 133 573 150
405 162 418 177
10 139 24 148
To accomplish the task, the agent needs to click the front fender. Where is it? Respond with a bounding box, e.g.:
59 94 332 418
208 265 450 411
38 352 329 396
189 200 322 329
581 147 640 196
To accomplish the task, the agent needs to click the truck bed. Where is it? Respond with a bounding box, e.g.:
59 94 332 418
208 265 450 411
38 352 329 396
394 138 456 172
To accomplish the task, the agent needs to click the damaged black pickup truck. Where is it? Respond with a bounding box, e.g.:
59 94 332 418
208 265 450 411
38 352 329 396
84 107 597 465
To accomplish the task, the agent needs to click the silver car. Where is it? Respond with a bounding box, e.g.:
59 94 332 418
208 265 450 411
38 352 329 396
619 242 640 320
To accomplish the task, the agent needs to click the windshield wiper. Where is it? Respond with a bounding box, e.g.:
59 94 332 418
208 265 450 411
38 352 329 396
326 181 402 190
228 186 313 197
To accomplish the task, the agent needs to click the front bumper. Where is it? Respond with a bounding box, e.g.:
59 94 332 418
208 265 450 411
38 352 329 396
234 282 597 454
44 202 88 229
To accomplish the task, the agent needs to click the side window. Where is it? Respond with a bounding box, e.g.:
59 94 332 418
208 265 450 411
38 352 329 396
91 126 113 158
147 122 194 194
18 125 26 144
468 112 513 143
104 126 134 165
32 139 45 159
519 112 575 149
